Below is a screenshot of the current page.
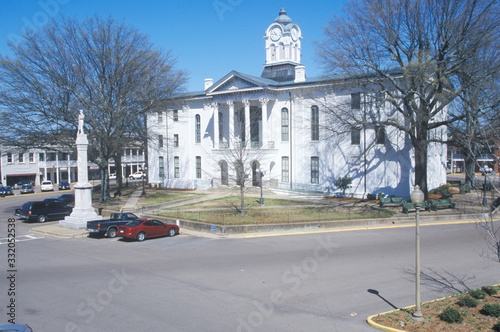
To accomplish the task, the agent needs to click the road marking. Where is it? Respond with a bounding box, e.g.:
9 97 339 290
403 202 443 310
0 234 45 245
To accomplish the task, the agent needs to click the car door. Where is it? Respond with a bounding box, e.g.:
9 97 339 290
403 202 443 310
142 220 156 237
150 220 166 237
46 202 58 220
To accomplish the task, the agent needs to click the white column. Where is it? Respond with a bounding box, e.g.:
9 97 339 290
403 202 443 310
243 99 250 147
227 101 234 148
260 98 269 148
212 102 219 149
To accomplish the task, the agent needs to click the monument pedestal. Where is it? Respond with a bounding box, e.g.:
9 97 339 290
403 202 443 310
60 183 102 229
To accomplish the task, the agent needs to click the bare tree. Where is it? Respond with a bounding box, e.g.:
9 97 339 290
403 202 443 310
0 16 187 201
209 133 266 216
316 0 500 197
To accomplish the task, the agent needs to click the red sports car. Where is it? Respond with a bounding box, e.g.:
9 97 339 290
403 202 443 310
117 219 179 241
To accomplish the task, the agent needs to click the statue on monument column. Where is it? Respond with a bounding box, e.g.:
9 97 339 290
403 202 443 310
78 110 85 135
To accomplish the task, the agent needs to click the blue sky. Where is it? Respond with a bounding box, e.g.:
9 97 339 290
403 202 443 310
0 0 347 92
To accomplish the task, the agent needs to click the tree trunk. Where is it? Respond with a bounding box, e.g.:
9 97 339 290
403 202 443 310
463 152 477 188
240 183 245 216
413 140 429 199
114 154 123 189
100 167 111 202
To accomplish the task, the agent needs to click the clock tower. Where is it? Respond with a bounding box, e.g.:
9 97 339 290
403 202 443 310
261 8 303 82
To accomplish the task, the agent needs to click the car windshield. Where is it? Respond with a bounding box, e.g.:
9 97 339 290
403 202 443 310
126 220 142 227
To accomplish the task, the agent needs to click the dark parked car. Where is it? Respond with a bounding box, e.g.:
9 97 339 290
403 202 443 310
59 180 71 190
58 193 75 205
13 180 34 189
117 219 179 241
20 184 34 194
0 185 14 196
14 201 73 223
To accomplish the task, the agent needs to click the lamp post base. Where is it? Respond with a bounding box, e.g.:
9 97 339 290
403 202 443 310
412 311 424 322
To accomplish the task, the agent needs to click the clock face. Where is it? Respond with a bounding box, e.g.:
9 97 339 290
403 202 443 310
291 27 299 41
270 27 282 41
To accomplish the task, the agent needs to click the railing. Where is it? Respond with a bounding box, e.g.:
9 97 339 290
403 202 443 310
251 141 262 149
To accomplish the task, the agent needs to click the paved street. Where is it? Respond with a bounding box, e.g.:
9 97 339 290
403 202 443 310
1 192 499 331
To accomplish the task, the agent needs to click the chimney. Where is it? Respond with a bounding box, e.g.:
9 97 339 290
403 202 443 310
204 78 214 90
294 65 306 83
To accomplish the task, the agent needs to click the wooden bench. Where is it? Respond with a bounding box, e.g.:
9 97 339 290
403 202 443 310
379 196 405 208
402 200 430 214
430 198 455 211
440 189 453 199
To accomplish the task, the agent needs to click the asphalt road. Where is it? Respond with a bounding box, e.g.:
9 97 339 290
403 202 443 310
0 193 499 332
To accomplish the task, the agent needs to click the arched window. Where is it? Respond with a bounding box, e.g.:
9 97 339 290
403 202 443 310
195 114 201 143
281 108 289 141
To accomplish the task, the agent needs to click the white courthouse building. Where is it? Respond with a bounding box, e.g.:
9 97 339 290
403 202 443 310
147 8 447 198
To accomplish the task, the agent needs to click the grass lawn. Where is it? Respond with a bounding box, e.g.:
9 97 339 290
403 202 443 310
153 195 394 225
138 190 204 205
369 285 500 332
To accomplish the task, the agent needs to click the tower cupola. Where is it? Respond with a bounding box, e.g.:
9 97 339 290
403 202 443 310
261 8 303 82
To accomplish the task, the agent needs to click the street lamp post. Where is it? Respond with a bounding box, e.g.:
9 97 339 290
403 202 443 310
411 185 425 322
258 168 264 206
482 171 488 206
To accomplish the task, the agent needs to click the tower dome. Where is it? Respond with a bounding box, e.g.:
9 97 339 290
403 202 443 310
274 8 292 25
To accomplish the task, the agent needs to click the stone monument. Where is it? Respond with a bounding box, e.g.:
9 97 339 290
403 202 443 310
60 110 102 229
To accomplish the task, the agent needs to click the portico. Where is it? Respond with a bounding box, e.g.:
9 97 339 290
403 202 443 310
210 96 273 150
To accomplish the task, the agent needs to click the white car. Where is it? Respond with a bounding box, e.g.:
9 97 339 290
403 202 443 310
129 172 146 179
41 180 54 191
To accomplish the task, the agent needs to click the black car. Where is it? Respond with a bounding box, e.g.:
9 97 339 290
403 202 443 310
59 181 71 190
14 201 73 223
58 193 75 205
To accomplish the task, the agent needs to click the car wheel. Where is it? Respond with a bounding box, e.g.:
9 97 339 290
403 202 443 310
107 228 117 238
168 227 176 237
136 232 146 241
38 215 47 223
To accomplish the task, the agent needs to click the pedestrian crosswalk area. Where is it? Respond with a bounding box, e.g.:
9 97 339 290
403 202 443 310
0 234 45 245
